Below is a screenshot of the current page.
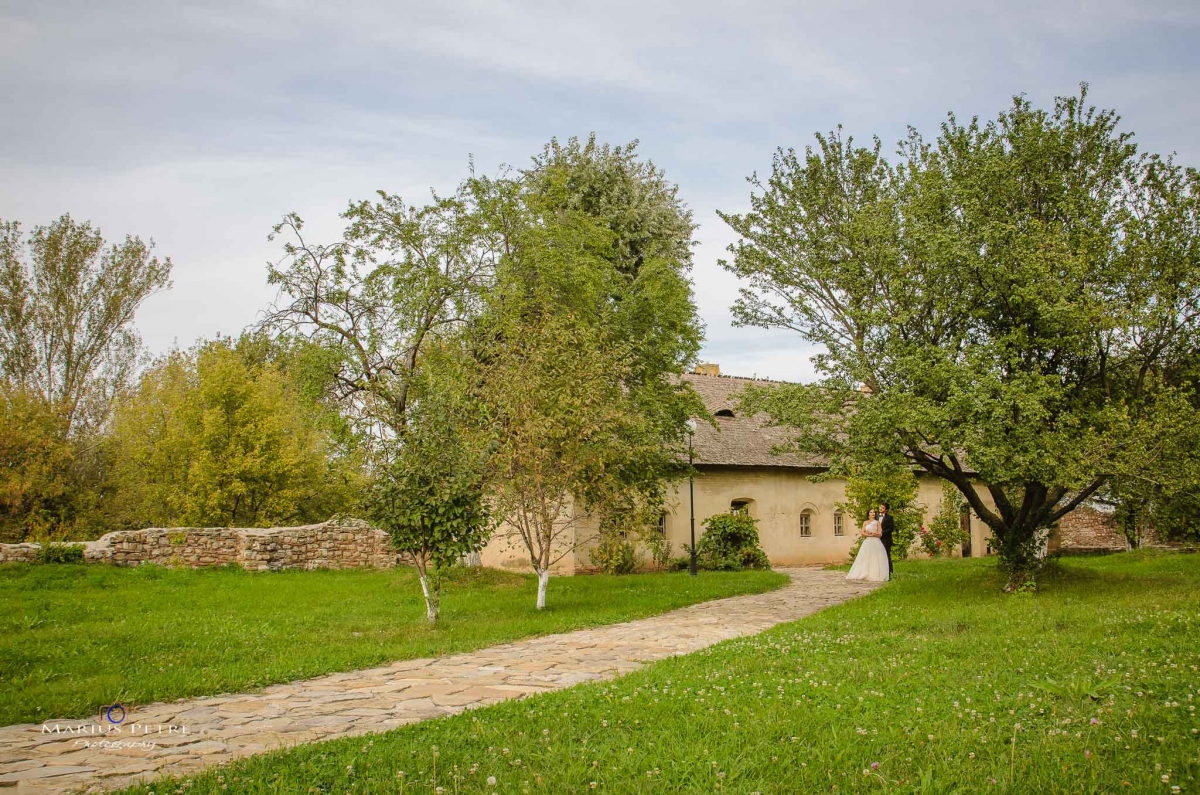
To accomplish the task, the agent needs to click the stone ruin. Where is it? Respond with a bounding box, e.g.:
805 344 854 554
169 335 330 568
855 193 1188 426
0 518 397 571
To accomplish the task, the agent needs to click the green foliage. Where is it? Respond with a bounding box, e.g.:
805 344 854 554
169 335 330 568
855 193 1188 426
0 563 784 724
589 534 638 575
0 388 78 541
106 336 361 528
920 481 970 557
364 344 492 622
833 462 922 562
0 215 171 539
35 542 84 564
723 87 1200 590
684 512 771 571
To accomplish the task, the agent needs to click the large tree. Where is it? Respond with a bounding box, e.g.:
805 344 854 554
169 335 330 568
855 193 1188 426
0 214 172 435
720 88 1200 589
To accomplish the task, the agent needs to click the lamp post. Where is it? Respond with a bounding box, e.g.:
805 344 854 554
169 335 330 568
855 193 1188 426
685 419 697 576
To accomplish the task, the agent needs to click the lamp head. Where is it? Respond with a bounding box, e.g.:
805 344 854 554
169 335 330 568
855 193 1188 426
684 418 697 434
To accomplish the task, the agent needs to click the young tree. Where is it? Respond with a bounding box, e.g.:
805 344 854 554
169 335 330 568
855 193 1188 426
365 343 492 624
263 185 502 615
722 88 1200 590
480 306 666 609
0 215 172 435
106 337 361 528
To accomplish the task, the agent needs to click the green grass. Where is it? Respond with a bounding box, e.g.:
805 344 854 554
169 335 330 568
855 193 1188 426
126 552 1200 794
0 564 787 725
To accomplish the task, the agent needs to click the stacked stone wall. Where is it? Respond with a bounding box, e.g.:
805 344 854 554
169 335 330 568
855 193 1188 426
0 519 396 570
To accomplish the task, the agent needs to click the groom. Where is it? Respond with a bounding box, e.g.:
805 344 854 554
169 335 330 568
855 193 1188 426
878 502 894 577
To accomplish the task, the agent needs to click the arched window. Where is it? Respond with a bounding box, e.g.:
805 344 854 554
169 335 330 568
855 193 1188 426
833 510 844 537
799 509 813 537
657 514 668 535
714 408 735 418
730 499 753 516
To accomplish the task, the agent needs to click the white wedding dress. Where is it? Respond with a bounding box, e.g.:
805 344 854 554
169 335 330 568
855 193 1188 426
846 519 890 582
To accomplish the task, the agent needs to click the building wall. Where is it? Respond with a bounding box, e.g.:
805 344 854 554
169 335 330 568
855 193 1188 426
662 467 997 566
480 505 592 575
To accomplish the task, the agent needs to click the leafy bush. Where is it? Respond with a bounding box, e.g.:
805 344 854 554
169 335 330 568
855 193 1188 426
590 534 638 574
36 542 85 564
683 512 771 571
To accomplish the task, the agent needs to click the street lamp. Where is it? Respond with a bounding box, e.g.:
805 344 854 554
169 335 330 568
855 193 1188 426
685 418 697 576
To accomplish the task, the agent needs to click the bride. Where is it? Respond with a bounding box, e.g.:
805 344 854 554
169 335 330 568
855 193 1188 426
846 508 890 582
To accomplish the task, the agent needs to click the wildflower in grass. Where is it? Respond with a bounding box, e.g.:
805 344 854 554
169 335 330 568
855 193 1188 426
1084 750 1091 759
871 762 880 770
486 776 496 786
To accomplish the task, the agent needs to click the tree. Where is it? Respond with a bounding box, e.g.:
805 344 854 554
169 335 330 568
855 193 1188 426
0 214 172 436
106 336 361 528
721 87 1200 590
364 342 492 624
263 183 502 618
479 305 667 609
474 146 699 607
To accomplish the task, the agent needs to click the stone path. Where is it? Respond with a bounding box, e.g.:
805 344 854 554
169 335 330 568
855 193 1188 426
0 568 880 793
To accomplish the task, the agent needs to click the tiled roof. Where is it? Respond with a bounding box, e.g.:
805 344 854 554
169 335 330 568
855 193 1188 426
682 373 828 469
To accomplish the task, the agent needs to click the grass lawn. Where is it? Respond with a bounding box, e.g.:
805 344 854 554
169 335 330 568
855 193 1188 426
125 552 1200 794
0 564 787 725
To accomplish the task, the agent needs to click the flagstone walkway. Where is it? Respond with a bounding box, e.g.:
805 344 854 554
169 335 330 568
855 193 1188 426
0 568 880 793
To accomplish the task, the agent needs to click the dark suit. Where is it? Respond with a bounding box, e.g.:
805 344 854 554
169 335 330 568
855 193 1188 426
879 513 895 575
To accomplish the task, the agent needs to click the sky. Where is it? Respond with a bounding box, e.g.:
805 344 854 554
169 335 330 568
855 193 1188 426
2 0 1198 382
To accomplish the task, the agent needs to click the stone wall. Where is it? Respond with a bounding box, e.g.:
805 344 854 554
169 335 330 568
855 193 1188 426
0 519 397 570
1052 505 1129 553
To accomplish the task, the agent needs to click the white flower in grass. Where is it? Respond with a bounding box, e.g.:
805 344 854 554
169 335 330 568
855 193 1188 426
486 776 496 787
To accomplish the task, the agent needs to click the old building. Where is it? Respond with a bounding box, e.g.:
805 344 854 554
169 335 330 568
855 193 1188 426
482 364 1164 574
659 369 996 566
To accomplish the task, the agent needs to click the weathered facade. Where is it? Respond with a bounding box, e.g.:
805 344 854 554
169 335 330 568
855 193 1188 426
479 367 1000 572
655 371 997 566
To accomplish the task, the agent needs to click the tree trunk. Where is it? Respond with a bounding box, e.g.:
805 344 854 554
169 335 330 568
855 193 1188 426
418 571 440 625
536 568 550 610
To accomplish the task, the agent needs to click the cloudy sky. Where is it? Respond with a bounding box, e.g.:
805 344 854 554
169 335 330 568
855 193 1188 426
2 1 1198 382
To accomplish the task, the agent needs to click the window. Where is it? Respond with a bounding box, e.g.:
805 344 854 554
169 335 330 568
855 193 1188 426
657 514 667 535
799 510 812 537
714 408 735 418
833 510 844 536
730 500 752 516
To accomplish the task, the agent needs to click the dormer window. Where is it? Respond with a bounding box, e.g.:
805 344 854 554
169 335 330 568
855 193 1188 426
714 409 735 418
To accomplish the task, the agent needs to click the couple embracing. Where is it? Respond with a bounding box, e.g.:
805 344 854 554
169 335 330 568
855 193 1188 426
845 503 893 583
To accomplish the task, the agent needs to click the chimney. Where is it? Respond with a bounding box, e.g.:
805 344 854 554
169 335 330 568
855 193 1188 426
693 362 720 377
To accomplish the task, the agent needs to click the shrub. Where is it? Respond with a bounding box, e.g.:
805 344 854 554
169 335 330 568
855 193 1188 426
590 534 638 574
685 512 771 571
919 482 970 557
36 542 85 564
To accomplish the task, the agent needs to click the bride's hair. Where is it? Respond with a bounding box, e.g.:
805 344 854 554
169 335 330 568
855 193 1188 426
866 508 877 520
